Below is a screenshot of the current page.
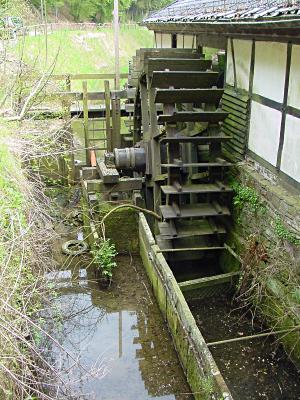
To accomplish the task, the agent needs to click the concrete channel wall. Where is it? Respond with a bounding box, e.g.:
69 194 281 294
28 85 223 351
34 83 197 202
139 214 233 400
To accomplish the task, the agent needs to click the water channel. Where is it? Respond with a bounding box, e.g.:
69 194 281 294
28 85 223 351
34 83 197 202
43 207 193 399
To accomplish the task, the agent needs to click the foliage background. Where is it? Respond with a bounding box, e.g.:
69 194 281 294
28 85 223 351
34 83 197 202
1 0 172 22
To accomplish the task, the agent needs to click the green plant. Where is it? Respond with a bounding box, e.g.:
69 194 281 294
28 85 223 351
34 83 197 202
92 239 118 279
198 376 215 399
231 182 261 212
274 217 300 246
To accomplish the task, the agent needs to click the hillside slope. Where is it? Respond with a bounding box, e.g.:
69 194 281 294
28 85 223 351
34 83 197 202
12 26 154 90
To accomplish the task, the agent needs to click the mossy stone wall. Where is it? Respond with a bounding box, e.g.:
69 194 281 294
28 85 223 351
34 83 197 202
228 162 300 366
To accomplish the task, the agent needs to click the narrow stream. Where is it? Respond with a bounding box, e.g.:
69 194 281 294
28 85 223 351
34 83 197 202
44 222 193 400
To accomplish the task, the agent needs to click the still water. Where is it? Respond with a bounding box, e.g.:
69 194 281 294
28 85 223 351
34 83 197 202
44 254 193 400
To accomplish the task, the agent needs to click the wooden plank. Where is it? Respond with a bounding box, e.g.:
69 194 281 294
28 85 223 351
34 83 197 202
222 93 248 109
226 113 248 127
160 135 232 144
86 177 142 193
161 162 232 168
97 161 119 184
155 88 224 104
111 98 121 149
221 124 246 140
82 81 90 166
158 111 228 124
222 100 248 115
158 246 225 253
161 183 233 195
179 271 240 292
52 73 128 81
104 80 112 152
221 128 245 146
151 71 218 89
222 104 248 120
146 58 212 74
139 48 203 60
224 88 249 102
223 117 248 133
223 141 245 156
160 203 230 219
54 88 136 101
81 167 99 180
158 219 226 239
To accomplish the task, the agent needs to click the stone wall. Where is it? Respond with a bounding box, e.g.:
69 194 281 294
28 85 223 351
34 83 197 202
227 160 300 366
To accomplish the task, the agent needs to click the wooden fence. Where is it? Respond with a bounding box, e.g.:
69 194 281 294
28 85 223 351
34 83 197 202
1 22 140 38
51 73 129 91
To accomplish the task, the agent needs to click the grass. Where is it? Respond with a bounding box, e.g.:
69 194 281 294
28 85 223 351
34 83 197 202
12 26 154 91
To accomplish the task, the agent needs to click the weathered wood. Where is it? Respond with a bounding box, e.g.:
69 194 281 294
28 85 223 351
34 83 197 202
146 58 212 74
86 177 142 193
111 98 122 149
158 219 226 239
151 71 218 89
161 183 233 195
160 203 230 219
52 73 128 81
157 246 225 253
157 111 228 124
104 80 112 152
161 162 232 168
179 271 240 292
160 135 232 144
155 88 224 104
81 167 99 180
54 88 136 101
82 81 90 165
114 0 120 90
97 160 120 184
222 93 248 109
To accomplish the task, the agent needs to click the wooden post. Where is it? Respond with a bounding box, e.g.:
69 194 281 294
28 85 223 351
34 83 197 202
114 0 120 90
82 81 90 166
66 75 71 92
111 97 121 149
104 80 112 152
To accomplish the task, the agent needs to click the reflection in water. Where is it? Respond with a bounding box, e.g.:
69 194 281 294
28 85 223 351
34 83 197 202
44 256 193 400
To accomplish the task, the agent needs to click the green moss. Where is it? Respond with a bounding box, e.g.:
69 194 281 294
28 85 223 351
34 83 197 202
231 181 262 212
97 203 139 254
274 217 300 246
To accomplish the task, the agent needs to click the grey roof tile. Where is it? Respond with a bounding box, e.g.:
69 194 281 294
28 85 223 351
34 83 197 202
144 0 300 23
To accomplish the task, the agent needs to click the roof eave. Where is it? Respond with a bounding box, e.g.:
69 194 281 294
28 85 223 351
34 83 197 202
144 19 300 38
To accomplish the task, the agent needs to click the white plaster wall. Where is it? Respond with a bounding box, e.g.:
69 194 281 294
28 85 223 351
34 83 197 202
281 114 300 183
253 41 287 103
226 39 234 87
184 35 194 48
288 44 300 109
233 39 252 91
248 101 282 166
161 33 172 48
155 32 162 48
177 34 184 48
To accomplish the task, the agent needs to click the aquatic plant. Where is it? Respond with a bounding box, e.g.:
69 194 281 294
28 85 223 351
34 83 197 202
92 239 118 279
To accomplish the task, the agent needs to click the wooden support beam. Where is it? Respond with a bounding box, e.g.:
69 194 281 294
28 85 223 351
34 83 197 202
104 80 112 152
111 98 121 149
157 246 225 253
97 161 120 184
179 271 240 292
85 177 143 193
52 73 128 81
114 0 120 90
81 167 99 180
82 81 90 165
